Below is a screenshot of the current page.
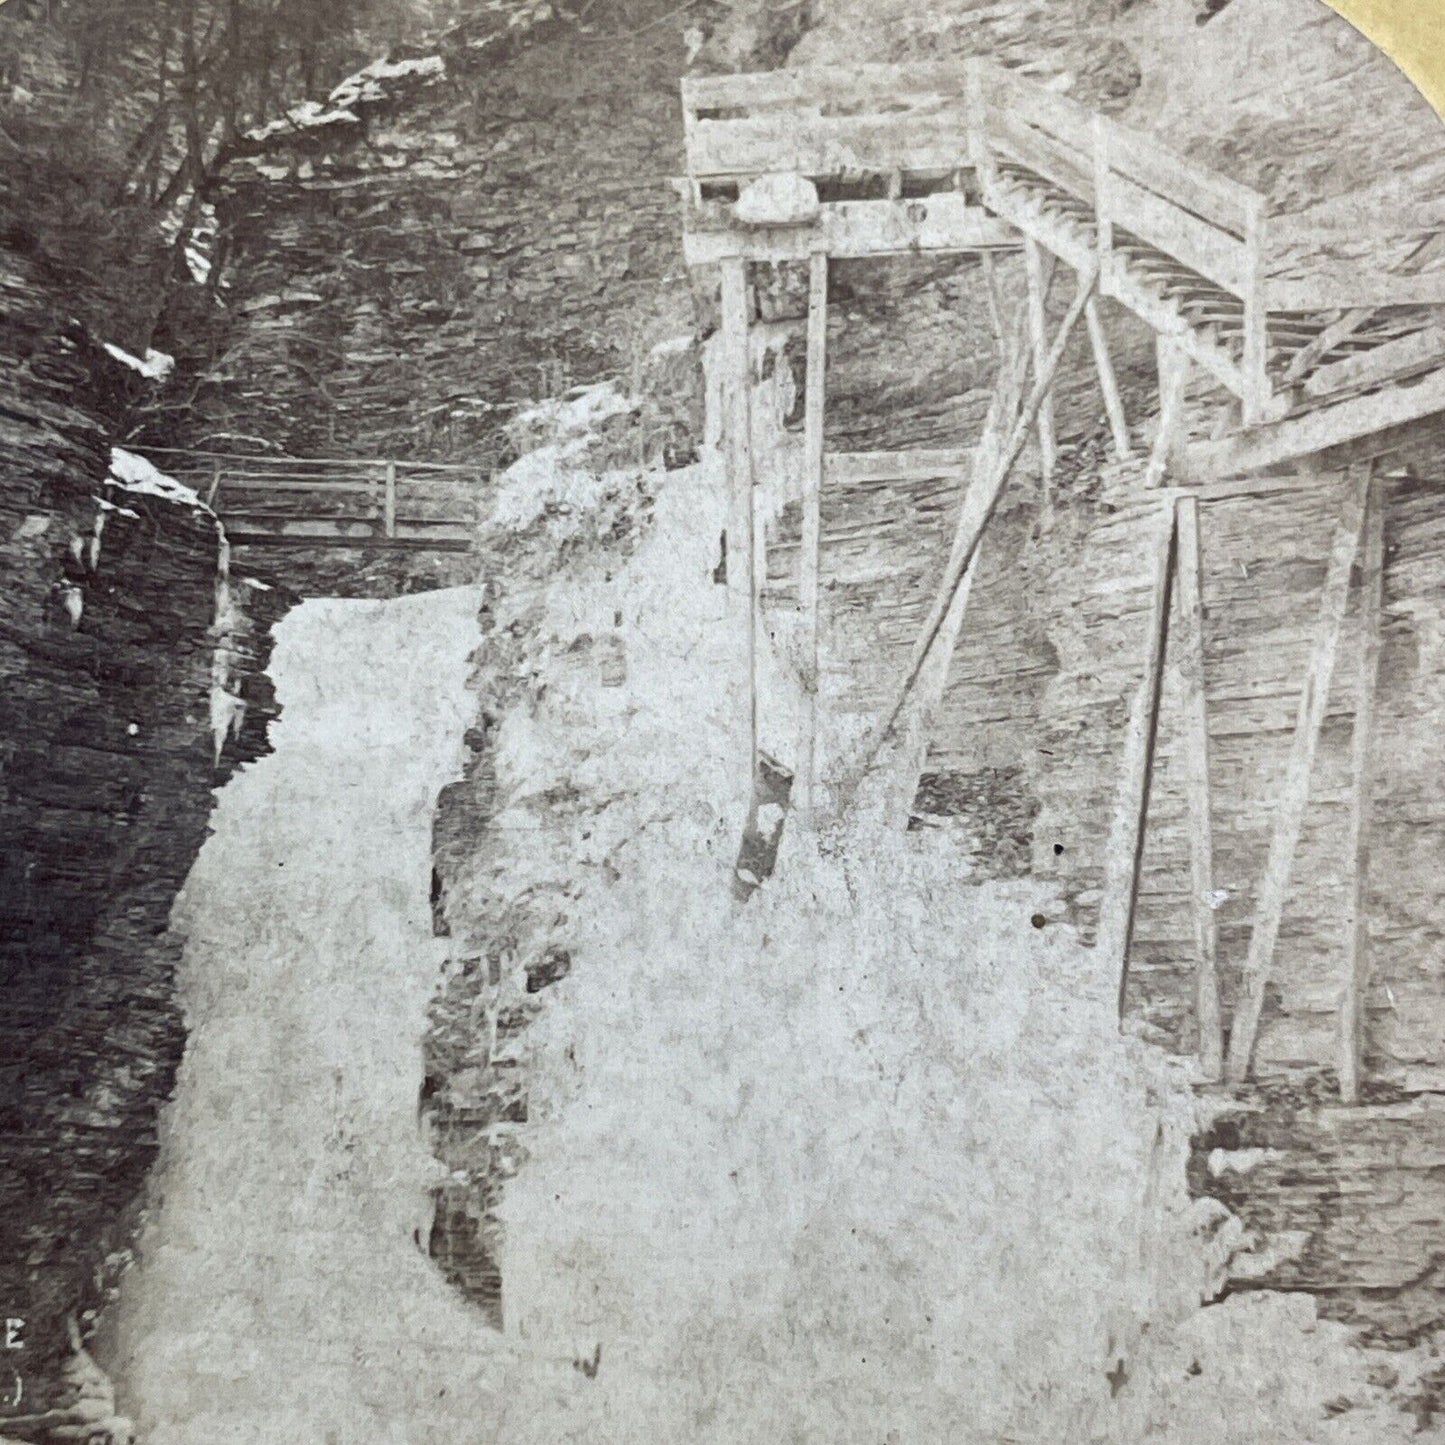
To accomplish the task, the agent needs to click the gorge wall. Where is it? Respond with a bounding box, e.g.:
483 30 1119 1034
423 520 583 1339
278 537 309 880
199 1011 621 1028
0 239 292 1408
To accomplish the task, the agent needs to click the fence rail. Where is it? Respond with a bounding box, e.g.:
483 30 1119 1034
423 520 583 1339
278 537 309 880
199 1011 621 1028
133 448 482 549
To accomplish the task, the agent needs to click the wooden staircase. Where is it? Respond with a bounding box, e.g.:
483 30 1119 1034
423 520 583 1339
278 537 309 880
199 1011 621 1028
681 57 1445 468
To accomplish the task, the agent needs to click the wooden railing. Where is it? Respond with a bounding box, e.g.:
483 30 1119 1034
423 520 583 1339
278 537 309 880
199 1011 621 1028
969 60 1274 421
682 62 972 185
134 448 480 547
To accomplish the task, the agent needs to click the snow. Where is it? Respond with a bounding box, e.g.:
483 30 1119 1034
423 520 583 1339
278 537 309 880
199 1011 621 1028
490 444 632 536
506 379 639 448
110 588 548 1443
328 54 445 109
102 344 175 381
243 100 361 143
106 448 208 512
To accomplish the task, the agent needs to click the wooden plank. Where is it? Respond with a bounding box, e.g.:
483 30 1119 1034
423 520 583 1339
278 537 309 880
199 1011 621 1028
682 194 1020 265
797 252 827 829
136 447 473 473
1025 236 1057 499
1302 323 1445 400
1224 466 1371 1082
1107 171 1248 296
1338 477 1385 1104
211 477 380 494
1085 296 1132 458
868 258 1098 756
1188 366 1445 479
1267 271 1445 311
1098 501 1176 1013
224 518 474 543
689 111 969 181
1175 495 1222 1080
1101 118 1260 238
824 449 973 483
683 62 969 116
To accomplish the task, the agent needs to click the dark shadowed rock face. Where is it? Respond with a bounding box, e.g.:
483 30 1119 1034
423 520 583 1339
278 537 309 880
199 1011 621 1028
0 243 292 1406
155 5 697 471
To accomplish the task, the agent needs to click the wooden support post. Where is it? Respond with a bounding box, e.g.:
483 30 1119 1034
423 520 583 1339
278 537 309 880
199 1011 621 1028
1092 115 1113 279
965 59 997 195
1085 298 1132 459
1024 236 1057 501
1241 195 1270 426
796 251 828 828
1338 476 1385 1103
1098 501 1176 1017
206 459 223 507
719 257 760 804
980 249 1006 345
866 259 1098 762
383 459 397 539
720 258 754 612
1144 336 1189 488
1225 464 1372 1082
1175 495 1222 1079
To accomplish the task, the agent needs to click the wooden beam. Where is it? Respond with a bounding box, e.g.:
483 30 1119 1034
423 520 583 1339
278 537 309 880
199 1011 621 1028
1225 465 1371 1082
1266 272 1445 312
824 449 973 484
1188 367 1445 480
1241 195 1271 425
796 252 828 828
1085 297 1132 459
1099 501 1176 1015
866 258 1098 760
1024 236 1057 501
719 257 761 814
1338 477 1385 1104
682 194 1021 265
1144 336 1190 488
383 459 397 539
1174 495 1222 1080
981 249 1007 345
1302 323 1445 401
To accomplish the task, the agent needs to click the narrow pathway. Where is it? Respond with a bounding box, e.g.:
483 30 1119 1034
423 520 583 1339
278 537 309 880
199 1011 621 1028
110 587 514 1445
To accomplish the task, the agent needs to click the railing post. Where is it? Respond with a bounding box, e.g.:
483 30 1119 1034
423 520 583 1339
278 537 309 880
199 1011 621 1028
1242 195 1270 426
964 59 997 200
383 459 397 539
1092 114 1113 291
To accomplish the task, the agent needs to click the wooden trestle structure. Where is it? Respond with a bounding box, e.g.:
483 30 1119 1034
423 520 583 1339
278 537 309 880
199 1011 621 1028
680 59 1445 1091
